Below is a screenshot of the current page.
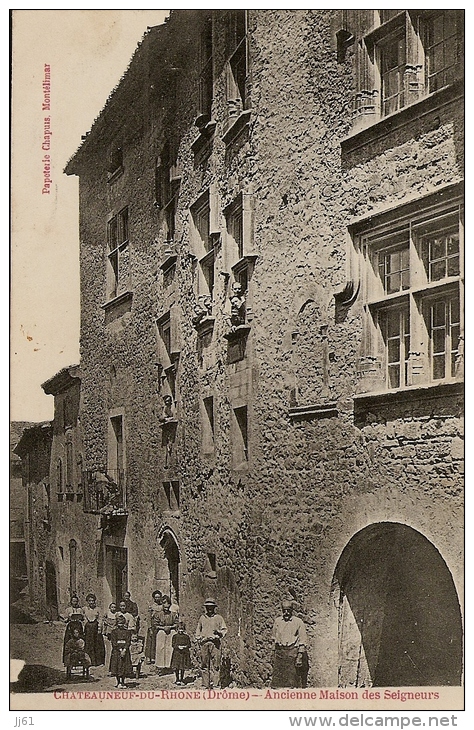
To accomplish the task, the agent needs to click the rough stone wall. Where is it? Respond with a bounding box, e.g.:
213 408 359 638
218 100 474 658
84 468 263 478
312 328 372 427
70 9 463 687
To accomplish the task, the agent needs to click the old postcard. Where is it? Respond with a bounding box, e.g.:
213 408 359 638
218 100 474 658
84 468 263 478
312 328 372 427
10 8 465 715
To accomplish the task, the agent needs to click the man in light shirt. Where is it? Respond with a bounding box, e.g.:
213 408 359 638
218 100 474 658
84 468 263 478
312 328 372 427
195 598 227 689
271 599 309 688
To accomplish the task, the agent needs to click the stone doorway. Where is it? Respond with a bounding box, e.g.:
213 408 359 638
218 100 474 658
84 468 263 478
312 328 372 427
333 522 462 687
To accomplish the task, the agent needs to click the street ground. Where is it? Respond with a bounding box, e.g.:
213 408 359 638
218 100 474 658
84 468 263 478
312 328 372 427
10 602 201 694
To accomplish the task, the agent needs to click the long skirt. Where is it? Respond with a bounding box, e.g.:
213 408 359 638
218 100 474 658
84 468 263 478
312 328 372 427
84 620 106 667
145 626 158 661
155 629 175 668
271 645 299 688
62 621 84 664
109 648 133 678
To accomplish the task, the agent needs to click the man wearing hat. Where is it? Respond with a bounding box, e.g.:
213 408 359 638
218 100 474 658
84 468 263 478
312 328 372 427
271 599 309 688
195 598 227 689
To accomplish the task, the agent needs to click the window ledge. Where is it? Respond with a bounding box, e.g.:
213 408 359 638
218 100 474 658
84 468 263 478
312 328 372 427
193 316 215 334
232 255 258 274
354 379 463 409
341 80 463 156
101 291 133 312
224 324 251 341
159 254 178 272
222 109 251 147
289 402 339 422
191 120 217 156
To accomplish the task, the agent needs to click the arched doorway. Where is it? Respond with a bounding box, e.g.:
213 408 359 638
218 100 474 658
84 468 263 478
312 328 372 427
333 523 462 687
155 530 180 604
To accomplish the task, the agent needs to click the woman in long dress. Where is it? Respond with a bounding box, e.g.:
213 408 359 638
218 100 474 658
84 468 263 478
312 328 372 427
145 590 163 663
109 615 133 687
83 593 105 667
61 595 85 665
155 594 178 674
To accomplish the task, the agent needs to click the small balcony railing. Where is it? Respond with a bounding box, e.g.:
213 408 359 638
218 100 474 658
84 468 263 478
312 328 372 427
82 469 127 515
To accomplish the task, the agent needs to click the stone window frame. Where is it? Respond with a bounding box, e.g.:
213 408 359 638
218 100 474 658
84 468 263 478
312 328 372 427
108 410 126 478
353 186 464 395
106 207 129 301
106 146 123 183
222 10 251 146
232 404 249 470
162 480 180 513
196 12 214 127
201 394 215 456
353 10 463 132
154 140 181 246
225 10 249 117
190 189 220 317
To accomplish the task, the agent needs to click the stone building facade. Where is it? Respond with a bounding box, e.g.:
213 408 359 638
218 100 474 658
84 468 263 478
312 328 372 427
14 422 54 617
40 366 100 610
10 422 34 602
63 10 464 687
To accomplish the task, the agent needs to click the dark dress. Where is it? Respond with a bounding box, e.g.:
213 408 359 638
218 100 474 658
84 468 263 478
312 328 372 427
83 608 106 667
109 627 134 678
170 632 192 670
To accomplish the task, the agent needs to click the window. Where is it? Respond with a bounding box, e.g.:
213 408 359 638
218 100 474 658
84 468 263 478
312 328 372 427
202 396 215 455
232 405 249 467
157 309 180 372
108 414 124 479
106 147 123 180
425 294 460 381
225 10 249 120
65 434 74 494
163 480 180 511
155 141 180 243
107 207 129 299
197 13 213 125
204 552 217 579
424 12 461 93
356 189 463 393
378 306 410 389
379 30 406 116
224 193 256 339
355 11 463 128
226 196 244 261
56 458 64 498
191 190 220 321
191 193 215 308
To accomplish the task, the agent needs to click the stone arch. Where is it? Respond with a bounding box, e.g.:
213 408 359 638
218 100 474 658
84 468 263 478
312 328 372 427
156 526 180 604
333 522 462 687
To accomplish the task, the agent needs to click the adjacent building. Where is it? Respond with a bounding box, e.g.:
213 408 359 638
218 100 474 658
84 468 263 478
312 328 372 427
52 9 465 686
13 422 54 616
10 422 34 602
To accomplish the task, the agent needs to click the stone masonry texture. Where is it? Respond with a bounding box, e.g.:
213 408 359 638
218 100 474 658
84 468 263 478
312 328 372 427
58 10 463 687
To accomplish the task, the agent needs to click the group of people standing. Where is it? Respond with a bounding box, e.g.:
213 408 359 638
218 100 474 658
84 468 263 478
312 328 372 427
61 591 140 687
145 592 228 689
62 591 308 689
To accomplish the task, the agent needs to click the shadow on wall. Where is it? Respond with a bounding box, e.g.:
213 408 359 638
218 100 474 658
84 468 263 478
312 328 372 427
333 522 462 687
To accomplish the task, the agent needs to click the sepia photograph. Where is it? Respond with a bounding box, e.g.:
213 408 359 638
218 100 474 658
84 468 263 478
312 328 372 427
10 8 464 713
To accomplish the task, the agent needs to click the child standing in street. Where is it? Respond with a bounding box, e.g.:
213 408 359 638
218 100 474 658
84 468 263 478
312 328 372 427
170 621 191 685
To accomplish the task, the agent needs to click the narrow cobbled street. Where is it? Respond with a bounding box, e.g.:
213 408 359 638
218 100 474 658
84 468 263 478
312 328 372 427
10 604 200 695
